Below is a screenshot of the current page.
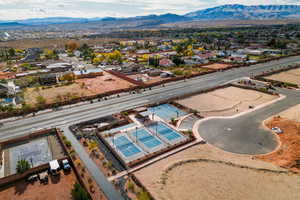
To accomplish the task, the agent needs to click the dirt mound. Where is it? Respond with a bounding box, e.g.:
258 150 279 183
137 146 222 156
256 117 300 173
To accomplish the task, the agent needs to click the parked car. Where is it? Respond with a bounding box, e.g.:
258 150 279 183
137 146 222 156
38 171 48 184
272 127 283 134
49 160 60 176
62 159 71 171
27 174 38 182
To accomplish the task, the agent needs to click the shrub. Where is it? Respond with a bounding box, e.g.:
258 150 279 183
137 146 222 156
71 182 90 200
65 140 72 148
122 111 129 116
172 69 184 76
137 190 151 200
16 159 30 174
127 179 135 192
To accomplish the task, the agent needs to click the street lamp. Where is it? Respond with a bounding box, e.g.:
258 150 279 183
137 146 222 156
135 127 138 143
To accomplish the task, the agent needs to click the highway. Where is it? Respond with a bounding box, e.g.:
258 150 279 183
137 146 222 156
1 56 300 139
1 55 300 200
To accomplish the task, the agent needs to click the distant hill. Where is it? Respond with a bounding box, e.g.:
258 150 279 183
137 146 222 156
1 4 300 31
0 22 24 26
185 4 300 20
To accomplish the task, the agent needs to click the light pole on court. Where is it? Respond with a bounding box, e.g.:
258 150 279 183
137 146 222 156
135 127 138 143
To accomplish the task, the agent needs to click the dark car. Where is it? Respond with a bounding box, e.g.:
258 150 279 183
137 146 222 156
27 174 38 182
62 159 71 171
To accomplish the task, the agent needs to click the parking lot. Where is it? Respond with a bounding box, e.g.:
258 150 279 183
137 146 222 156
0 170 77 200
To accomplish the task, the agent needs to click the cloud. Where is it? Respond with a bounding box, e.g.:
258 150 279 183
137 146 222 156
0 0 300 20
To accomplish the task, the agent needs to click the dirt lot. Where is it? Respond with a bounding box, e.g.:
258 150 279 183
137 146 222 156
176 86 278 117
134 143 298 200
201 63 232 70
0 170 77 200
161 161 299 200
24 83 93 105
265 68 300 86
75 72 135 94
24 72 134 105
274 104 300 122
257 116 300 173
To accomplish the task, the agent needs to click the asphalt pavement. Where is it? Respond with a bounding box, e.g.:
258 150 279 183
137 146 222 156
198 88 300 154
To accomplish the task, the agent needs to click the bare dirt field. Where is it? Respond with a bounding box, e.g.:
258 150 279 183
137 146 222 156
75 72 135 94
161 161 300 200
274 104 300 122
24 83 93 105
134 144 298 200
201 63 232 70
265 68 300 86
257 116 300 173
176 86 278 117
24 72 134 105
0 170 77 200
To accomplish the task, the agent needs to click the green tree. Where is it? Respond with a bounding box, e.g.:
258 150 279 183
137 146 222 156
71 182 90 200
171 55 184 66
8 48 15 57
149 56 159 67
16 159 31 173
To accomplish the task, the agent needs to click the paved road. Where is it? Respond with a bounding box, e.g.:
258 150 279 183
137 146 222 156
2 56 300 139
198 88 300 155
1 55 300 200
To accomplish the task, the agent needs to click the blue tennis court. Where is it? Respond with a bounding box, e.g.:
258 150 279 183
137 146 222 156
134 128 162 149
111 135 141 158
148 122 184 142
141 104 187 121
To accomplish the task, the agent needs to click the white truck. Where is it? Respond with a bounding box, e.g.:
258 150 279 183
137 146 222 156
49 160 60 176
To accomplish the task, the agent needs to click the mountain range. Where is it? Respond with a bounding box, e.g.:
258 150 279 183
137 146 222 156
1 4 300 29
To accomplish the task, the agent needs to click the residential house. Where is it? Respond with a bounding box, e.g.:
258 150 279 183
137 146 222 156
46 63 73 72
0 72 15 80
159 58 175 68
74 68 103 79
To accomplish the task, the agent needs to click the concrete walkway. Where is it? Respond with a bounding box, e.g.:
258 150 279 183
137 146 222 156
60 126 125 200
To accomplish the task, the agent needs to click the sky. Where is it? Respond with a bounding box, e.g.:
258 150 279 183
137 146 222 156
0 0 300 20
